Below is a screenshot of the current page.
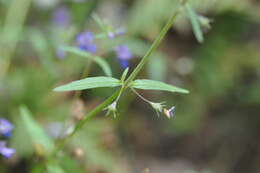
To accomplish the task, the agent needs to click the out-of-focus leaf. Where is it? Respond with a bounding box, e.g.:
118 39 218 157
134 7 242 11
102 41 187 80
71 120 123 173
62 46 112 76
131 79 189 94
54 77 121 92
31 163 45 173
29 29 57 76
11 115 34 156
59 154 84 173
185 3 204 43
20 106 54 155
46 163 65 173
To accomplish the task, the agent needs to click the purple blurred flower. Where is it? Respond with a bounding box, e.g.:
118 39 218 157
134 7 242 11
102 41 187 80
118 59 129 69
0 118 14 137
115 45 133 69
0 141 15 159
52 7 70 27
76 31 97 54
115 45 132 60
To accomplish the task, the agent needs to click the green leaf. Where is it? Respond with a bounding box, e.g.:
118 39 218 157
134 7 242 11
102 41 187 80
62 46 112 77
120 67 129 82
54 77 121 92
131 79 189 94
185 3 204 43
20 106 54 155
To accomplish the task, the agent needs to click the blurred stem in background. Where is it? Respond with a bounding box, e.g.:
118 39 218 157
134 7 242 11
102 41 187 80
48 1 185 165
0 0 32 79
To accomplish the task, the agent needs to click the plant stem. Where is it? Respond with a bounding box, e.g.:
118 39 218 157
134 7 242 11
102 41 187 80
131 88 152 103
125 10 180 84
49 4 183 159
50 90 119 158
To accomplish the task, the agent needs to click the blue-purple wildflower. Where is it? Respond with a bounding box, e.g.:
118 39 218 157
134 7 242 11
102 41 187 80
163 106 176 119
0 119 15 159
0 118 14 137
115 45 133 69
0 141 15 159
52 7 70 28
76 31 97 54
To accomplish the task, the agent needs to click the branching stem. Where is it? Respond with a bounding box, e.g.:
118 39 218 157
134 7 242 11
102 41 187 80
48 2 185 161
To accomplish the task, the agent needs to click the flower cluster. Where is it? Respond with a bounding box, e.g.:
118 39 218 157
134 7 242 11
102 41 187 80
0 118 15 158
75 30 133 69
53 7 134 68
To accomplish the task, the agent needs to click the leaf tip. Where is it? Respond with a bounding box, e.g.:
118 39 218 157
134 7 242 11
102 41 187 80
180 88 190 94
53 86 63 92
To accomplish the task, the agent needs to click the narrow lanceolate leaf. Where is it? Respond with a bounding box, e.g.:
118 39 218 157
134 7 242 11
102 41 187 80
62 46 112 77
185 3 204 43
131 79 189 94
54 77 121 92
20 106 54 155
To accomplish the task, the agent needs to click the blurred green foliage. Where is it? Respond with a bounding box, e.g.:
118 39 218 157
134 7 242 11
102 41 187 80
0 0 260 173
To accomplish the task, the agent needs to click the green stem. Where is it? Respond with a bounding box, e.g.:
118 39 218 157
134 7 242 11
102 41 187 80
125 10 180 84
130 88 151 103
49 4 182 159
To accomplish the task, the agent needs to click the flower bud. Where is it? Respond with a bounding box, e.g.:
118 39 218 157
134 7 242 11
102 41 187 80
149 102 165 117
104 101 117 118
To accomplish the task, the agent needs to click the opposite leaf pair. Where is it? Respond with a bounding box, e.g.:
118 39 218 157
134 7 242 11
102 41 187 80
54 72 189 118
54 77 189 94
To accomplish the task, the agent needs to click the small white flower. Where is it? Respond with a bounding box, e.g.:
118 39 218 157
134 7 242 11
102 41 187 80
163 106 176 119
104 101 117 118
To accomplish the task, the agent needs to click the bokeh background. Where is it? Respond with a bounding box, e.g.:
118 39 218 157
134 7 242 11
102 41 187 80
1 0 260 172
